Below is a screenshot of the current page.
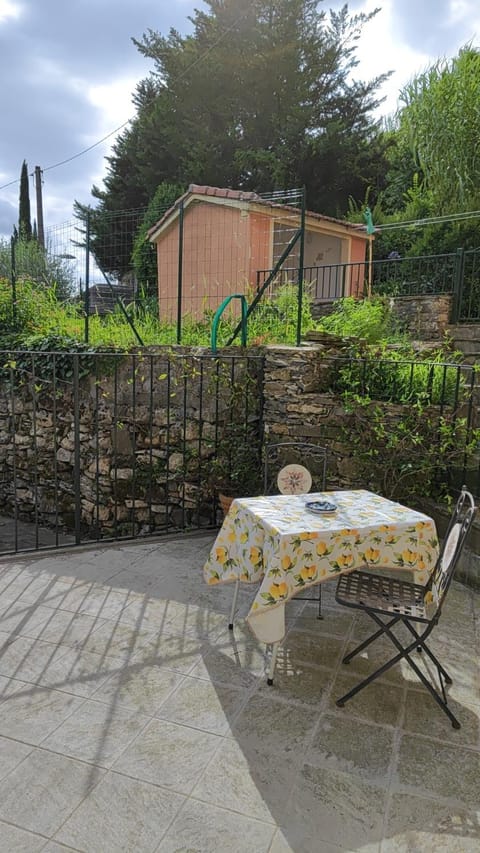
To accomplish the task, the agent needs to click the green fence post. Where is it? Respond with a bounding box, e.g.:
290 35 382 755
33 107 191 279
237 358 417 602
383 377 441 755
296 186 306 346
10 236 16 327
176 199 184 345
84 211 90 343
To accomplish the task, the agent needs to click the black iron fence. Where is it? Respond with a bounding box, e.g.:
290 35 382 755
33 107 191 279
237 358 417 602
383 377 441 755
0 347 479 555
256 247 480 324
256 264 348 302
0 350 264 555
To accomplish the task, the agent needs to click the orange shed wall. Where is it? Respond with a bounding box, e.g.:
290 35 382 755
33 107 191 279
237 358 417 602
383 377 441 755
348 234 369 297
248 213 272 290
156 202 252 321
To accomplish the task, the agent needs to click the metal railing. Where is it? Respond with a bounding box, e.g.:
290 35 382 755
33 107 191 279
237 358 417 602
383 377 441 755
0 350 264 555
257 253 458 301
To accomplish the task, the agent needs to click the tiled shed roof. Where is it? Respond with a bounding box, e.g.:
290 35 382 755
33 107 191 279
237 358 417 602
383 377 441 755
148 184 366 240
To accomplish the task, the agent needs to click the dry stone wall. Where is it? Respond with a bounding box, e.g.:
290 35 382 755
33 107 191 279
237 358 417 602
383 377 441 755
0 350 263 539
388 294 452 340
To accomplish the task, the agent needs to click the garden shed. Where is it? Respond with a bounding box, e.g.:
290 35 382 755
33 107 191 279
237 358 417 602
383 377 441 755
148 185 371 320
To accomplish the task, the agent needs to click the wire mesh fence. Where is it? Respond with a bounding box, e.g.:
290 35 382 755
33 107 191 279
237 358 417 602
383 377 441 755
2 190 480 353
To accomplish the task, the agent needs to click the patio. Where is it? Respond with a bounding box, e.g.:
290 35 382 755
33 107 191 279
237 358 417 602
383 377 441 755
0 531 478 852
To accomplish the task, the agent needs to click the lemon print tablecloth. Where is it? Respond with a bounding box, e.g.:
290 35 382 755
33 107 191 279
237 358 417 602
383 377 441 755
203 490 439 644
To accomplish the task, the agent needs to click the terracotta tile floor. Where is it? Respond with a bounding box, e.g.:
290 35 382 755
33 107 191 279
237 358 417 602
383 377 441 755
0 532 478 852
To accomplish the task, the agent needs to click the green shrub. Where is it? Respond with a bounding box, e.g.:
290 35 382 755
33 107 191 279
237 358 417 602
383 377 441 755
334 347 465 406
316 296 404 344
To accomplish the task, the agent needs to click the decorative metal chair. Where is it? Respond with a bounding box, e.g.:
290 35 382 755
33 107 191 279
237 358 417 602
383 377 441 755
228 440 328 628
334 486 476 729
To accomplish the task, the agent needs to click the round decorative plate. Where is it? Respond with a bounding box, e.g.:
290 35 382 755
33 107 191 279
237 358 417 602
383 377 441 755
277 464 312 495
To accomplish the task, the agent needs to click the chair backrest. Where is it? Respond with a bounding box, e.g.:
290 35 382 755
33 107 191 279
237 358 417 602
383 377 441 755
263 441 328 495
426 486 476 614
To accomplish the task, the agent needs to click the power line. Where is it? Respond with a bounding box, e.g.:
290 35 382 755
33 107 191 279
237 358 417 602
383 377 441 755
366 209 480 232
0 9 247 192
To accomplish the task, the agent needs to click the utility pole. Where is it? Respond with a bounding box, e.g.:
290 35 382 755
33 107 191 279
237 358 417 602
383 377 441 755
34 166 45 249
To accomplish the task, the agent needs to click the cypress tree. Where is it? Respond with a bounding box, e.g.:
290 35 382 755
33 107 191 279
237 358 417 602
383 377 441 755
19 160 32 240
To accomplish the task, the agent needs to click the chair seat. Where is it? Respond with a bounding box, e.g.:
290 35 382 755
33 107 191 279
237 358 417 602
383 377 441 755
336 570 428 620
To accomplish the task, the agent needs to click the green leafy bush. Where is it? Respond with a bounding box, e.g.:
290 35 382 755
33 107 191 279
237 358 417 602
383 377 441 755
316 296 404 344
339 391 479 502
334 347 465 406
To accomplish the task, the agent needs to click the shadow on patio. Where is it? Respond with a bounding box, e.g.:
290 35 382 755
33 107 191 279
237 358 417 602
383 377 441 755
0 531 478 852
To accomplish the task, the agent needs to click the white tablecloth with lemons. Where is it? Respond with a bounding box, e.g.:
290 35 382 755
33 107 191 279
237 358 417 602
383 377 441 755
203 490 439 643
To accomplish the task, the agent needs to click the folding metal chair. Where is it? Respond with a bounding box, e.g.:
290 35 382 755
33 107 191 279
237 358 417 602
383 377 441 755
334 486 476 729
228 440 329 629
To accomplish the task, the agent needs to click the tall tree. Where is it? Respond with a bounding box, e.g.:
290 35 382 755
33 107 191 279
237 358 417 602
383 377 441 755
397 46 480 215
19 160 32 240
368 45 480 257
84 0 391 274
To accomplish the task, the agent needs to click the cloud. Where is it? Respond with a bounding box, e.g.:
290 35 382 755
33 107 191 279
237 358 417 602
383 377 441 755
1 0 479 239
0 0 22 23
0 0 190 233
0 197 16 235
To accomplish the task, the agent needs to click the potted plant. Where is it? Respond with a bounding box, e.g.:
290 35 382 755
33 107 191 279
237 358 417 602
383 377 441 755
208 428 263 515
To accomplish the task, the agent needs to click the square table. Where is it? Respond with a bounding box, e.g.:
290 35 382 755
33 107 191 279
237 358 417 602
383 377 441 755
203 490 439 649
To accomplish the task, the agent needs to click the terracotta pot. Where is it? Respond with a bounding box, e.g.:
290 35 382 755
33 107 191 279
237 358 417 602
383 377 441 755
219 493 234 516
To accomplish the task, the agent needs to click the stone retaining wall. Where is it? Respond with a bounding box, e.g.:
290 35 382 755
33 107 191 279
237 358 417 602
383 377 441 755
387 294 452 340
0 350 262 537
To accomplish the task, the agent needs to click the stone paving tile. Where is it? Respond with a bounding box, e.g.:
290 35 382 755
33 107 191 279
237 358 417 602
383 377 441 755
189 638 267 688
283 763 386 850
0 681 84 745
328 671 405 728
254 660 332 707
55 770 184 853
307 712 396 785
394 733 480 810
269 827 349 852
0 820 47 852
3 605 109 649
156 798 275 853
278 629 346 671
47 580 136 620
157 675 249 735
0 633 71 684
0 748 105 836
291 605 355 638
230 692 319 754
42 697 151 768
382 790 480 852
91 659 185 715
33 646 125 699
402 685 480 747
0 733 33 781
192 735 295 824
113 717 221 794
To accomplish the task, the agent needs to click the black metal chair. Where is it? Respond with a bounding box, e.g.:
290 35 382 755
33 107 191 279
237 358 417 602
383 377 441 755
228 440 329 629
334 486 476 729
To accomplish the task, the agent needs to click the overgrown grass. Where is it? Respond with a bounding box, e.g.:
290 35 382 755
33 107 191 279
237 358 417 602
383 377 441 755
0 277 466 407
315 295 406 344
0 278 314 349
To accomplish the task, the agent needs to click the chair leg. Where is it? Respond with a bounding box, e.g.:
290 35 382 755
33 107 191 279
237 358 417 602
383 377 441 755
228 579 240 630
341 615 401 664
336 611 461 729
403 621 453 684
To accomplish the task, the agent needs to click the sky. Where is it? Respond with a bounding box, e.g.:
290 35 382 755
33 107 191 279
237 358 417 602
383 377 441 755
1 0 479 240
